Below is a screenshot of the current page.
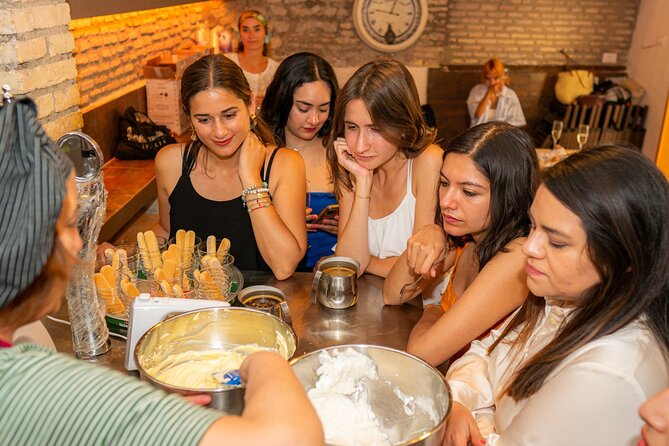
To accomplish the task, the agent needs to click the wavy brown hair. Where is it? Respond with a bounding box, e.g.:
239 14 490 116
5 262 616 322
492 145 669 400
326 58 435 196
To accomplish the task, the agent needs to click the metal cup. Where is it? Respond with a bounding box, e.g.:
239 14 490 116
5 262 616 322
237 286 292 325
311 257 359 309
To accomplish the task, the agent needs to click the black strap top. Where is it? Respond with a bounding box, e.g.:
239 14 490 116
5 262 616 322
168 144 279 271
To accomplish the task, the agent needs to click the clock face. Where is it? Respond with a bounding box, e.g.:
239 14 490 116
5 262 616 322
354 0 429 52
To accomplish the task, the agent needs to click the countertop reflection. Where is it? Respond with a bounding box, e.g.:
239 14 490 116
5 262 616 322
43 271 424 372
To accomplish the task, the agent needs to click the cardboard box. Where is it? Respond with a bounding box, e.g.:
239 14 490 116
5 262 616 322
146 79 189 134
143 52 200 135
143 52 200 80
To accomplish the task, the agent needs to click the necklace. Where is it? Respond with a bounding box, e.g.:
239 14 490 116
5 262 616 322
287 137 319 153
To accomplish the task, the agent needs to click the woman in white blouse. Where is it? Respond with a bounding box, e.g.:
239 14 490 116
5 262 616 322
466 59 526 128
444 145 669 446
226 10 279 109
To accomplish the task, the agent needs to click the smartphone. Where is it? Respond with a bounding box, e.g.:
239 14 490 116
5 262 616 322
317 204 339 222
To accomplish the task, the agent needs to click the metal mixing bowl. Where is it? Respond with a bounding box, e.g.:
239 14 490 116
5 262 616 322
136 307 297 414
291 344 451 446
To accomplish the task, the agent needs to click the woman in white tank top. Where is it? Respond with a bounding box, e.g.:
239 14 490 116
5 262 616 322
327 58 443 278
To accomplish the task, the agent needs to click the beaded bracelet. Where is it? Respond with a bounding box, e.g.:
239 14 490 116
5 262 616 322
247 198 273 214
244 196 270 208
242 187 270 200
242 183 268 196
242 190 271 208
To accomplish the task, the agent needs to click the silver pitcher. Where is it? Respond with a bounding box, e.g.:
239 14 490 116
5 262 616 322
311 257 359 309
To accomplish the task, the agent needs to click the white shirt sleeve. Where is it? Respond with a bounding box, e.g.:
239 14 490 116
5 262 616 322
499 88 526 127
466 84 488 127
466 85 526 128
483 361 649 446
446 321 509 412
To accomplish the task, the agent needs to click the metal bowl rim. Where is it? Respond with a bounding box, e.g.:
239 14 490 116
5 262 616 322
238 284 286 300
316 256 361 270
135 306 298 393
290 343 452 446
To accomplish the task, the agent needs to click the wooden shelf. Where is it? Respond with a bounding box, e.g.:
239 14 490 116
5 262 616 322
99 158 157 243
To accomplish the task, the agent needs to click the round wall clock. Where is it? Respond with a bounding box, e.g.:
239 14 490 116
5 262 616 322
353 0 429 53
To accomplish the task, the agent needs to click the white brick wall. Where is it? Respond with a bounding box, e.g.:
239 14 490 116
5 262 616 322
64 0 639 111
444 0 639 65
16 37 47 63
218 0 636 66
0 0 82 140
10 3 70 33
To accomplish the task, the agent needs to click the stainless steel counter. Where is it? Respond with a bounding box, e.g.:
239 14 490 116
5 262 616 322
43 272 424 373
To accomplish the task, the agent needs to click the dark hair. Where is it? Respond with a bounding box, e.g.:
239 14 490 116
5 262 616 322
326 57 436 195
180 55 275 170
496 145 669 400
439 122 539 268
260 52 339 147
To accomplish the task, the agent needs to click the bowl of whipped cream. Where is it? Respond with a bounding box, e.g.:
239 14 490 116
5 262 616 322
291 344 451 446
135 307 296 414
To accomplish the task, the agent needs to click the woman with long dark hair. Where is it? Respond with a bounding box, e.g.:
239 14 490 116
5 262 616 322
261 52 339 269
384 122 539 365
444 145 669 445
155 54 307 279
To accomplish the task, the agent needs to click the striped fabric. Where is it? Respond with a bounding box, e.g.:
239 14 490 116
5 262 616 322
0 98 73 307
0 343 221 445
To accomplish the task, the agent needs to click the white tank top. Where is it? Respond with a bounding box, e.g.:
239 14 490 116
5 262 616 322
368 159 415 259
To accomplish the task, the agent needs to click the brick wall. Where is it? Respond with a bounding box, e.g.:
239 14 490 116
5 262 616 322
70 2 234 109
445 0 639 66
67 0 640 111
0 0 81 139
224 0 638 67
218 0 450 67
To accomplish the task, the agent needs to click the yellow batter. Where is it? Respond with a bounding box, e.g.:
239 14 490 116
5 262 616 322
146 344 267 389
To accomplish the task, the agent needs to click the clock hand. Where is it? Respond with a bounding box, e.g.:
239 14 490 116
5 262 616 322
372 8 400 15
389 0 399 14
384 24 396 44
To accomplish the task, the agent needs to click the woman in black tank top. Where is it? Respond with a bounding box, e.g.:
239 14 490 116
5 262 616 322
154 55 307 279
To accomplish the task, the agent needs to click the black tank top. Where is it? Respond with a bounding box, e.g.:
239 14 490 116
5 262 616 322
168 145 279 271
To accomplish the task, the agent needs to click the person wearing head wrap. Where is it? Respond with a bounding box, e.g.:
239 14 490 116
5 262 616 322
0 98 323 446
225 9 279 110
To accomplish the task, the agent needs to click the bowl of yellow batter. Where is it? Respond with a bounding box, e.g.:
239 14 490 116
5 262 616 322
135 307 297 414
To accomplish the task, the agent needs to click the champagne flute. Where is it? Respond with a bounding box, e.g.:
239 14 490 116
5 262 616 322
551 120 563 150
577 124 590 151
